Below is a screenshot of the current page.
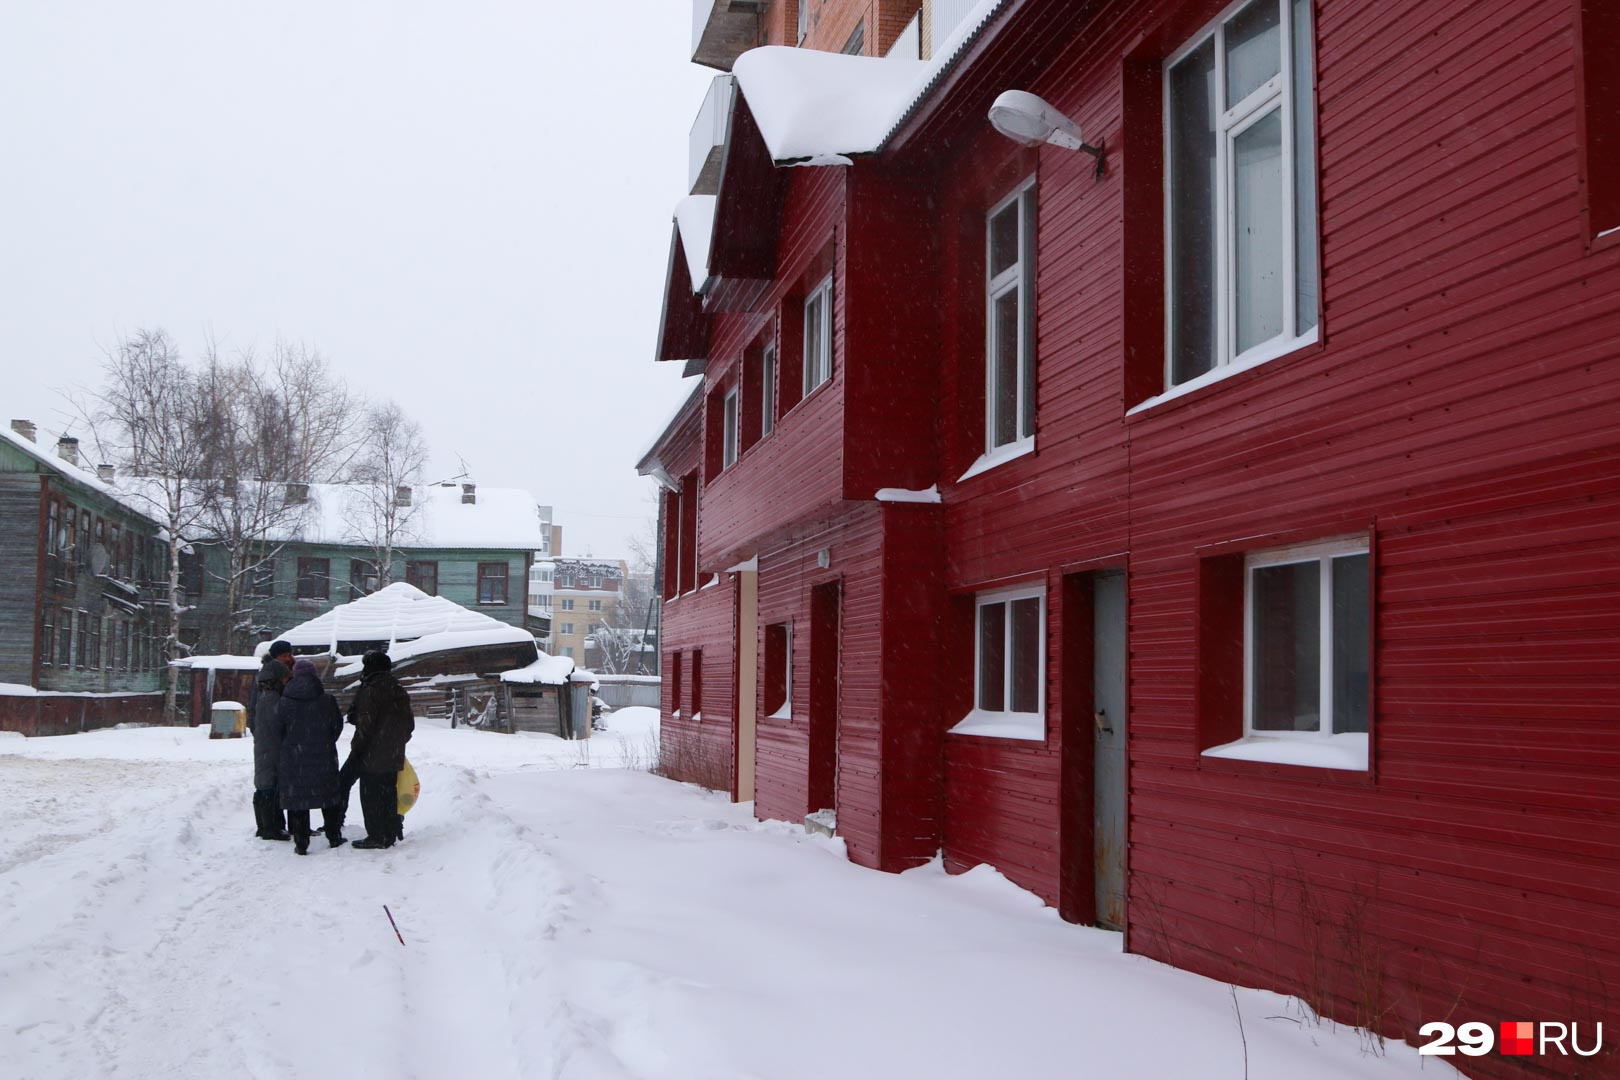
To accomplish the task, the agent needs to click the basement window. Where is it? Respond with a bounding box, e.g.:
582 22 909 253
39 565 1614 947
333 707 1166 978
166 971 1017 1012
950 585 1045 741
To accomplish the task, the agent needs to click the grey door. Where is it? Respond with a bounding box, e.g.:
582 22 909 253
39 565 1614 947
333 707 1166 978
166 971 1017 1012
1093 570 1127 930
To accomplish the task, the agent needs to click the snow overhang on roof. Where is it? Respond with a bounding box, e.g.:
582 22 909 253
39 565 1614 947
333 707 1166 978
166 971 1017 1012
0 425 164 527
266 581 534 660
635 380 704 490
674 195 716 292
727 0 1012 167
656 224 711 366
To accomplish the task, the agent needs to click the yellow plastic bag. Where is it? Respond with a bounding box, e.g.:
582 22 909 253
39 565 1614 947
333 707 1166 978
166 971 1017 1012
397 757 420 815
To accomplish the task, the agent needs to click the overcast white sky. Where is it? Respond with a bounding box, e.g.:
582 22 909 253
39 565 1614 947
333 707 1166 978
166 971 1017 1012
0 1 712 558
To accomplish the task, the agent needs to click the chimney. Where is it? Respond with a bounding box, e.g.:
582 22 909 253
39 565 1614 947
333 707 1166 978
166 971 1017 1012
395 485 412 507
286 482 309 505
97 464 116 482
461 482 477 505
56 436 79 466
10 419 36 443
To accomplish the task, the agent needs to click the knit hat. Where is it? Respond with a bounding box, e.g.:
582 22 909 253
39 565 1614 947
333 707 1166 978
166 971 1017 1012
269 640 293 659
361 650 393 673
291 658 318 678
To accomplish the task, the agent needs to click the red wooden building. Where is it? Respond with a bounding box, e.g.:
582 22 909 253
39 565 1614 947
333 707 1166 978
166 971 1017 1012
644 1 1620 1072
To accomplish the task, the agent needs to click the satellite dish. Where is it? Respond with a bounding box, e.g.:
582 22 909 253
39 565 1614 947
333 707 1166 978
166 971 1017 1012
90 544 111 576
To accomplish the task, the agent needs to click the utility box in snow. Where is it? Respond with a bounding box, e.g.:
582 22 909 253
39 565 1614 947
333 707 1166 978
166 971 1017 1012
209 701 246 739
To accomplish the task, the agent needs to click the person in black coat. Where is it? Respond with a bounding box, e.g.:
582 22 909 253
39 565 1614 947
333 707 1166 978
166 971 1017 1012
343 651 415 849
247 641 294 841
268 659 348 855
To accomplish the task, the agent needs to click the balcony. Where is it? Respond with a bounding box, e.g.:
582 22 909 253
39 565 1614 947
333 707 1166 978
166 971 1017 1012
691 0 762 71
689 75 736 195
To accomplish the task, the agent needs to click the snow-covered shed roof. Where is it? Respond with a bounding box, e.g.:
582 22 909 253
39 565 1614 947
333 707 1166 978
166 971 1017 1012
499 653 577 687
728 0 1008 166
266 581 534 658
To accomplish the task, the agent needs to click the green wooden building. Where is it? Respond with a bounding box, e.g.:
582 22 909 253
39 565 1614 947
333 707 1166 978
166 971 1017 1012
0 421 168 696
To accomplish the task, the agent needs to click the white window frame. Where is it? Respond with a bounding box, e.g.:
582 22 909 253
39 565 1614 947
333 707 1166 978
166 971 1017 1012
560 622 574 636
561 598 574 611
1205 536 1370 771
761 341 776 436
984 176 1038 456
802 273 833 396
1163 0 1318 391
949 583 1046 741
768 622 793 719
722 386 740 468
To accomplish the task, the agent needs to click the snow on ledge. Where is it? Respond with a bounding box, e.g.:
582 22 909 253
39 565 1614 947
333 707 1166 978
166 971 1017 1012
173 654 262 671
0 683 163 699
957 438 1035 484
1202 733 1369 772
875 484 941 504
948 709 1045 742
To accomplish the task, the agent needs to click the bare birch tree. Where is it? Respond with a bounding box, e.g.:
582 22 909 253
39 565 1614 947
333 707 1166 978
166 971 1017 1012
343 402 429 586
87 329 213 719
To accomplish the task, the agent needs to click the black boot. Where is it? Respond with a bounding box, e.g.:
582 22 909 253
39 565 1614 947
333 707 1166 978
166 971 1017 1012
288 810 311 855
325 825 348 849
254 791 289 841
351 836 394 850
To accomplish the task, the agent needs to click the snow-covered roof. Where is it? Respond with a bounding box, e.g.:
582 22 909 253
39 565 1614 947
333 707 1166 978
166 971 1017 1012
499 653 577 686
729 1 1008 166
112 477 544 551
267 581 534 657
172 654 263 671
0 425 162 526
675 194 716 293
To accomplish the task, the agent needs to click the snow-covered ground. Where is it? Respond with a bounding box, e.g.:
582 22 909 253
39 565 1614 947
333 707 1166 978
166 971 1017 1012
0 708 1451 1080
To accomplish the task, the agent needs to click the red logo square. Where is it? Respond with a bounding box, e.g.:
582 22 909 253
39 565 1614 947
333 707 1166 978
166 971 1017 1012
1501 1021 1535 1056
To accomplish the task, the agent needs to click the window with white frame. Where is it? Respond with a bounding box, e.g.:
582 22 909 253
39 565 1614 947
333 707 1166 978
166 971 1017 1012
986 179 1037 451
1166 0 1318 387
588 599 602 612
560 622 574 636
1245 538 1369 745
561 598 574 611
761 341 776 436
802 274 833 395
951 585 1045 740
722 387 740 468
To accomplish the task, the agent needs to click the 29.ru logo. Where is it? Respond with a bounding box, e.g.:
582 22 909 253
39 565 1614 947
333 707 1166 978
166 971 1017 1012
1418 1021 1604 1057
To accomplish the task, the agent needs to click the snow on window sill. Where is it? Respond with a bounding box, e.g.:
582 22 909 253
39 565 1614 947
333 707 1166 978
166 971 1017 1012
767 704 792 721
956 437 1035 484
947 709 1045 741
1201 732 1368 772
1127 329 1320 417
875 484 941 504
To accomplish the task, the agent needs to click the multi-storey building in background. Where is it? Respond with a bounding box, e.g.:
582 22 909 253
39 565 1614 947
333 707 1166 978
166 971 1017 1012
643 0 1620 1072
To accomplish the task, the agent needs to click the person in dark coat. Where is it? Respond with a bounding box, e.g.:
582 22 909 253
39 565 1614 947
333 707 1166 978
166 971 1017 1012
247 641 294 841
268 659 348 855
343 651 414 849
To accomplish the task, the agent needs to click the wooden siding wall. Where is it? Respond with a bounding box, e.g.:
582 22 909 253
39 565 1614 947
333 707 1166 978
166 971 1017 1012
658 576 737 793
0 692 166 737
754 504 885 866
911 0 1620 1064
0 476 42 685
698 167 848 572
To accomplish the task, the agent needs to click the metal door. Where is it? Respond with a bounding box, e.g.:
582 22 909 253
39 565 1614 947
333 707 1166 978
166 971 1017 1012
1093 570 1127 930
